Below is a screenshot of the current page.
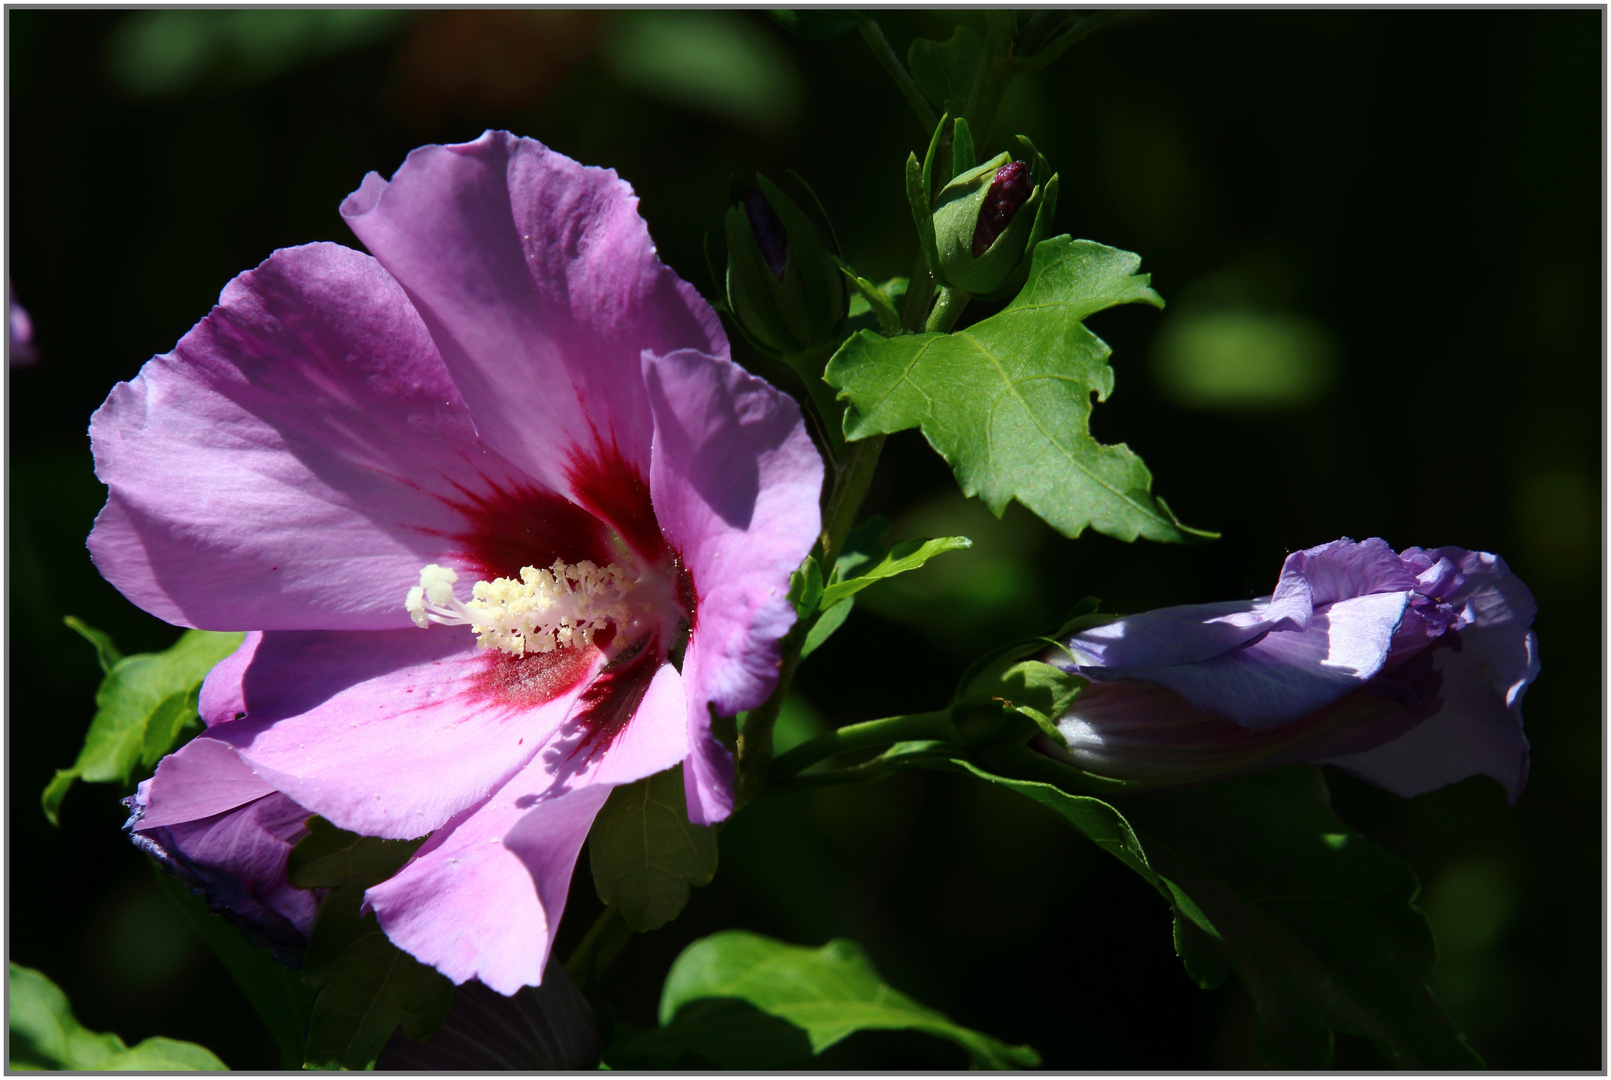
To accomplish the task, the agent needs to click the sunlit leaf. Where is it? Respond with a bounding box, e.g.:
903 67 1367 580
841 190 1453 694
608 931 1039 1069
43 625 244 825
8 961 228 1070
826 237 1210 543
589 764 718 932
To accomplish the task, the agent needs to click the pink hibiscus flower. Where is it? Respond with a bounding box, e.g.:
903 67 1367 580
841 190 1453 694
91 131 824 993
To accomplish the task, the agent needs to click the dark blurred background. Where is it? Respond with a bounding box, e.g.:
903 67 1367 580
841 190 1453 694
8 9 1601 1070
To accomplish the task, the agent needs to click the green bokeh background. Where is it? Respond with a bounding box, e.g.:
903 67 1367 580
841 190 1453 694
9 9 1600 1069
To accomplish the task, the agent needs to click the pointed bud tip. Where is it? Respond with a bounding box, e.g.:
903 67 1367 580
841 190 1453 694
971 161 1033 257
742 187 789 279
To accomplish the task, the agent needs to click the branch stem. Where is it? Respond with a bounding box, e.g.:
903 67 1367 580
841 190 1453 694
854 15 939 134
771 709 955 783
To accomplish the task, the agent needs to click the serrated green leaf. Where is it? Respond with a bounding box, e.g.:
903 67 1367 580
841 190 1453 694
148 861 316 1069
826 236 1213 544
43 627 245 825
800 598 854 658
610 931 1038 1069
1120 768 1483 1068
908 26 983 120
9 961 228 1071
590 764 718 932
819 535 972 609
289 818 450 1069
63 615 123 673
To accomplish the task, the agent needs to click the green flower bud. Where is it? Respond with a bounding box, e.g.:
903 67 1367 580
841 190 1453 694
931 152 1058 301
723 173 847 369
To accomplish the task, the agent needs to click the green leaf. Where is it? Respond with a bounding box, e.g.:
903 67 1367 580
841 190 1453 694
819 535 972 609
825 236 1213 544
799 598 853 658
1120 768 1483 1068
43 627 245 825
289 818 451 1069
63 615 123 673
148 861 317 1069
907 26 983 120
9 961 228 1070
611 931 1039 1069
589 764 719 932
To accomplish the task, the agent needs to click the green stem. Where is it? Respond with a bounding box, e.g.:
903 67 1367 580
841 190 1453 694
853 15 938 134
771 709 955 783
900 255 937 335
563 904 635 994
925 285 970 334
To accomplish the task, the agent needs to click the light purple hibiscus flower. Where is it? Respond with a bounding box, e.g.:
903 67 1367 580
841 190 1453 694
1041 537 1539 800
90 131 824 994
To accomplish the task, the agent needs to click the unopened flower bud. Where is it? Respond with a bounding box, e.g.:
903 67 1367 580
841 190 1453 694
931 151 1057 301
743 187 788 279
971 161 1033 257
724 174 847 370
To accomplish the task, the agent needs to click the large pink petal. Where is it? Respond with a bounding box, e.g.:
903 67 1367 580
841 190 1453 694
209 629 598 839
340 130 728 555
641 348 824 823
365 661 686 992
366 773 611 995
88 241 534 631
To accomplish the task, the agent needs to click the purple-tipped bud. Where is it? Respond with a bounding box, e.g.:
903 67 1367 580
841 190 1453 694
971 161 1033 257
743 187 789 279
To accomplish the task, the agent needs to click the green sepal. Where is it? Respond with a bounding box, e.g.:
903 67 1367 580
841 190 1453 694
289 818 451 1070
723 172 847 369
839 268 903 336
589 763 718 933
787 555 825 618
606 930 1039 1069
905 150 942 282
951 116 976 175
44 625 245 825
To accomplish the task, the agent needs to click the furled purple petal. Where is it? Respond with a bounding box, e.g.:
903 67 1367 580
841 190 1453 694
1059 595 1310 671
136 735 276 826
88 242 524 632
127 740 316 962
367 774 612 995
198 632 260 728
1321 550 1538 800
340 131 728 541
1100 590 1412 729
209 629 598 840
640 348 823 824
1280 536 1420 606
